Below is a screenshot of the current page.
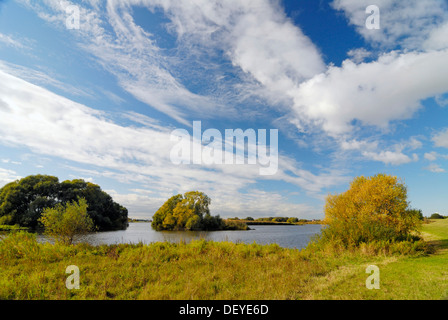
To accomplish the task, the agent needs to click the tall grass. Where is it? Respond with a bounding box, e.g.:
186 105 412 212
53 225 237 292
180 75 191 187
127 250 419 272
0 228 434 300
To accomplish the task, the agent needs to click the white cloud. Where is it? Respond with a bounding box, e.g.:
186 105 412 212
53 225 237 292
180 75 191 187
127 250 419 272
0 60 91 97
332 0 448 50
406 137 423 151
291 49 448 136
362 150 413 166
424 21 448 51
347 48 372 63
425 163 446 173
0 168 21 188
14 0 448 172
0 68 348 217
424 152 438 161
16 0 325 125
433 128 448 149
0 33 29 49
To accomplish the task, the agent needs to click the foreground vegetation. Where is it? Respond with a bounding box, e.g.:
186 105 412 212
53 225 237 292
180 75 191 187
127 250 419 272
0 219 446 300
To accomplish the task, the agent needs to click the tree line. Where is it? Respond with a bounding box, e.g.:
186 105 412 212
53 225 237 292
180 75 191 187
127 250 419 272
229 216 316 224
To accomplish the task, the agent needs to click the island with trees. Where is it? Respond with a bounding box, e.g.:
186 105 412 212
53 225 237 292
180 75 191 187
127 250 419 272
228 216 321 225
151 191 249 231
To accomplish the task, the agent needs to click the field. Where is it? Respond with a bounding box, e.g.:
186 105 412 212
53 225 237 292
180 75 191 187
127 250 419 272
0 219 447 300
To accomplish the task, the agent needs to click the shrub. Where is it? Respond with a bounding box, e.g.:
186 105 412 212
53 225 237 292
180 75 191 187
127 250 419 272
223 219 249 230
39 198 95 245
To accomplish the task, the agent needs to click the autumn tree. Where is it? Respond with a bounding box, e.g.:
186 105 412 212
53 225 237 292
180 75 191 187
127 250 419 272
152 191 224 231
320 173 421 247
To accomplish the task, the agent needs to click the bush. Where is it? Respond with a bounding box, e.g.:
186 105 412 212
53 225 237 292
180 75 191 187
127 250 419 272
39 198 95 245
317 174 422 249
223 219 250 230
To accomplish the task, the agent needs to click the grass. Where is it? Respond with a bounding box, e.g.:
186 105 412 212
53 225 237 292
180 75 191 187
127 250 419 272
0 219 447 300
305 219 448 300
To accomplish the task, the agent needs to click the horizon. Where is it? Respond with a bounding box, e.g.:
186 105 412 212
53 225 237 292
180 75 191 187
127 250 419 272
1 0 448 220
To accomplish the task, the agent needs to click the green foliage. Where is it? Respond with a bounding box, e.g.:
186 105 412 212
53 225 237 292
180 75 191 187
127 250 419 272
0 231 41 260
430 213 446 219
152 191 233 231
287 217 299 224
0 175 128 231
318 174 422 249
0 224 28 231
244 217 311 225
39 198 95 245
222 219 250 230
406 208 424 220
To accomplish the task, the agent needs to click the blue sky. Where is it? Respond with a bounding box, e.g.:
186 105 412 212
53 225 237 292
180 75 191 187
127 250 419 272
0 0 448 219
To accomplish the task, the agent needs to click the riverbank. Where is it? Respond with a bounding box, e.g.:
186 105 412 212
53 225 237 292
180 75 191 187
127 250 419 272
0 219 447 299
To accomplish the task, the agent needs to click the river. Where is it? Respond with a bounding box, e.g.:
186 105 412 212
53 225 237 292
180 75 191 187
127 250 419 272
40 222 323 249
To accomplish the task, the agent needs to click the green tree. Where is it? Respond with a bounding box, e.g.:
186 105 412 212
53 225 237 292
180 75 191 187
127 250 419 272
320 174 421 247
406 208 424 220
39 198 94 245
430 213 445 219
287 217 299 224
0 175 128 231
151 194 183 230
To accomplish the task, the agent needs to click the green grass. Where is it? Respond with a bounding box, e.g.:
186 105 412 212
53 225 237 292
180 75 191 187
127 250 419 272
306 219 448 300
0 219 447 300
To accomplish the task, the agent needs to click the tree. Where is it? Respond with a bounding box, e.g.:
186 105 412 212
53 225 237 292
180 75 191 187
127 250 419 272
39 198 94 245
430 213 445 219
406 208 424 220
152 191 225 231
0 175 128 231
321 174 421 247
287 217 299 224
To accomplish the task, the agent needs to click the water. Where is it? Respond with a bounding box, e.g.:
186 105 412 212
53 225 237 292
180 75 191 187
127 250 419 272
50 222 322 249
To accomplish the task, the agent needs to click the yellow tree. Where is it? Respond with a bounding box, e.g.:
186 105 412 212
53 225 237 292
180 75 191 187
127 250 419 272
322 174 420 246
152 191 222 230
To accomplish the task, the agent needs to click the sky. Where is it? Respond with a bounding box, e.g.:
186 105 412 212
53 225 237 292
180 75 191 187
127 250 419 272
0 0 448 220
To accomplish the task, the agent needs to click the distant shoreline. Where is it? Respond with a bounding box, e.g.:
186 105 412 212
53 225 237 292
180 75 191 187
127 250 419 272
244 221 322 226
127 219 322 226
